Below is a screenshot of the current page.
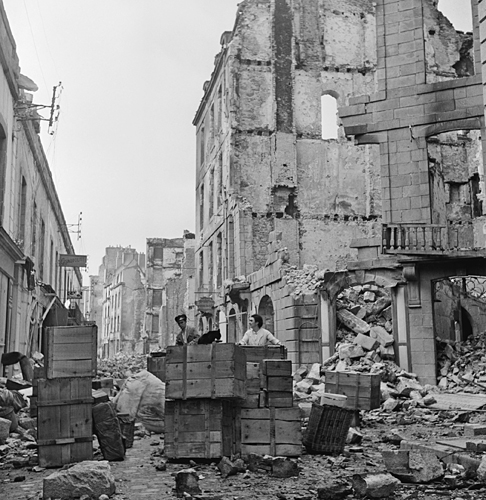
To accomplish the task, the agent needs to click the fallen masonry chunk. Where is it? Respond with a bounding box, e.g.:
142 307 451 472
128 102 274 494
217 457 239 478
370 296 392 315
395 376 423 397
382 449 444 483
464 424 486 437
0 417 10 444
346 427 363 445
354 333 380 351
336 309 371 335
339 343 365 360
370 326 394 347
42 460 115 500
175 468 202 497
317 481 353 499
351 473 400 498
271 457 300 478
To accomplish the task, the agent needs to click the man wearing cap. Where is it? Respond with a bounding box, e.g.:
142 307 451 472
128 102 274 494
175 314 200 345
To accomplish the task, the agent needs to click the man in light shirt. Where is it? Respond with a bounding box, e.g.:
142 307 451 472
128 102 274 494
239 314 282 346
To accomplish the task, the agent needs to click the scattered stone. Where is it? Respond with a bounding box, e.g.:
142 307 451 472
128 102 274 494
43 460 116 500
175 468 201 497
336 310 371 335
317 481 353 499
354 333 380 352
346 427 363 445
382 449 444 483
351 473 400 498
271 457 300 478
217 457 238 478
0 417 10 444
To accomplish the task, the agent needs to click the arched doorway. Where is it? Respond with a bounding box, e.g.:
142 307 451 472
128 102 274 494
258 295 275 333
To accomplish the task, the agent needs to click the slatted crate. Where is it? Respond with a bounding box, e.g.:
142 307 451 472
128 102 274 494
147 352 166 382
324 371 381 411
37 377 93 468
239 407 302 457
44 325 97 379
165 344 246 400
240 345 287 363
165 399 240 459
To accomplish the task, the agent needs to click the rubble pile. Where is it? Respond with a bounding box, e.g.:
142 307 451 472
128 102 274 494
283 265 326 296
437 332 486 393
96 353 147 380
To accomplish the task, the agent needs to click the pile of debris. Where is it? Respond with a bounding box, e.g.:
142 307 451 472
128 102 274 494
437 332 486 393
96 353 147 380
283 265 326 296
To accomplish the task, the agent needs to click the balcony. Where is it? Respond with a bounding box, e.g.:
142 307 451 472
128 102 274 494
382 222 477 255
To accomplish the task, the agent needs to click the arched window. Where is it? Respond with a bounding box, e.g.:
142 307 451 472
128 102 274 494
321 93 339 140
258 295 275 334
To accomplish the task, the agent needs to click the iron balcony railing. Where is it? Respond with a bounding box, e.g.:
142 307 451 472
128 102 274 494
382 222 475 254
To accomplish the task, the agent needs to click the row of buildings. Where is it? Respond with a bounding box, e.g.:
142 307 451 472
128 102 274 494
0 2 84 377
91 0 486 388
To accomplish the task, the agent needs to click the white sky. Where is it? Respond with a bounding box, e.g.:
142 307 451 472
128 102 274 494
3 0 468 285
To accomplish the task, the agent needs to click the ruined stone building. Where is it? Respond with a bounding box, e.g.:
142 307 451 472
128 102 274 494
0 2 83 376
144 234 195 350
96 247 145 358
193 0 486 384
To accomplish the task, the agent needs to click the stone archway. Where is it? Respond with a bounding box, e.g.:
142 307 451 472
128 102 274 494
258 295 275 334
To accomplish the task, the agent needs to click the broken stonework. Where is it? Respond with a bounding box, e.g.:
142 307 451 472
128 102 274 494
271 457 300 478
370 326 394 347
382 449 444 483
175 468 202 497
354 333 380 351
317 481 353 499
336 310 371 335
0 417 10 444
352 473 400 498
338 343 365 360
395 377 423 397
217 457 239 478
43 461 115 500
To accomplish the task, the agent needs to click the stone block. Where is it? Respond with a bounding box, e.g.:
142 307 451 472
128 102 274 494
271 457 300 478
382 449 444 483
175 469 202 496
352 473 400 498
354 333 380 351
396 376 422 396
217 457 238 478
317 482 353 499
336 310 370 335
465 424 486 437
370 326 394 347
43 461 115 500
338 343 365 360
0 417 10 445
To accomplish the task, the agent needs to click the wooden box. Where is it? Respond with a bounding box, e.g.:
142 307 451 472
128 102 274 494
37 377 93 467
240 407 302 457
240 345 287 363
324 371 381 411
165 399 240 459
262 359 292 377
44 325 97 379
165 344 246 400
260 391 293 408
147 352 166 382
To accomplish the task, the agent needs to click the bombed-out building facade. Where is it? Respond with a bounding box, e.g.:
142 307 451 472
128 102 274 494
193 0 486 385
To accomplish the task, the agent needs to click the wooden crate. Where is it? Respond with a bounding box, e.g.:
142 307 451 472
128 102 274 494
147 353 166 382
165 344 246 400
240 407 302 457
240 345 287 363
165 399 240 459
44 325 97 379
37 377 93 467
260 391 293 408
324 371 381 411
262 359 292 377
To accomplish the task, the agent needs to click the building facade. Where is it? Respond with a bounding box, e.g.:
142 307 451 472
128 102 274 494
0 2 83 375
193 0 486 384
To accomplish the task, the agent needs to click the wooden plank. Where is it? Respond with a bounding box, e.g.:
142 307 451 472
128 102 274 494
165 360 241 380
428 393 486 411
240 443 302 457
263 376 293 392
47 360 94 379
165 377 246 400
50 343 93 360
262 360 292 377
240 345 287 363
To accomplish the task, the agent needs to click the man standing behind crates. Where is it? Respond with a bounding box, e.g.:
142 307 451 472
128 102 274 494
238 314 282 346
174 314 200 345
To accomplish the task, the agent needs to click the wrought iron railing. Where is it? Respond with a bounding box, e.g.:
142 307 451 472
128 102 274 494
382 222 475 254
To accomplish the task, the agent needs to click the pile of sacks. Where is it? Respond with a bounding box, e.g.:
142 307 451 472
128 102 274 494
437 332 486 393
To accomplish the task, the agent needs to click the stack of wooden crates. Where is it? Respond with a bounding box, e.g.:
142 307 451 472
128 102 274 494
35 325 97 468
164 344 302 459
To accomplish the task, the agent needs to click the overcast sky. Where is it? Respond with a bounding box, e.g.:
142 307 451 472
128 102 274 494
3 0 468 285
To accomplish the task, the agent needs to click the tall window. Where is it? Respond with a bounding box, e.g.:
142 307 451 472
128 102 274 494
321 93 339 139
209 169 214 220
31 202 37 257
208 242 214 289
228 216 235 278
199 126 205 166
18 177 27 247
198 251 204 290
217 85 222 131
217 153 223 208
153 289 163 308
39 218 46 280
50 239 54 286
0 127 6 224
199 184 205 230
216 233 222 288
